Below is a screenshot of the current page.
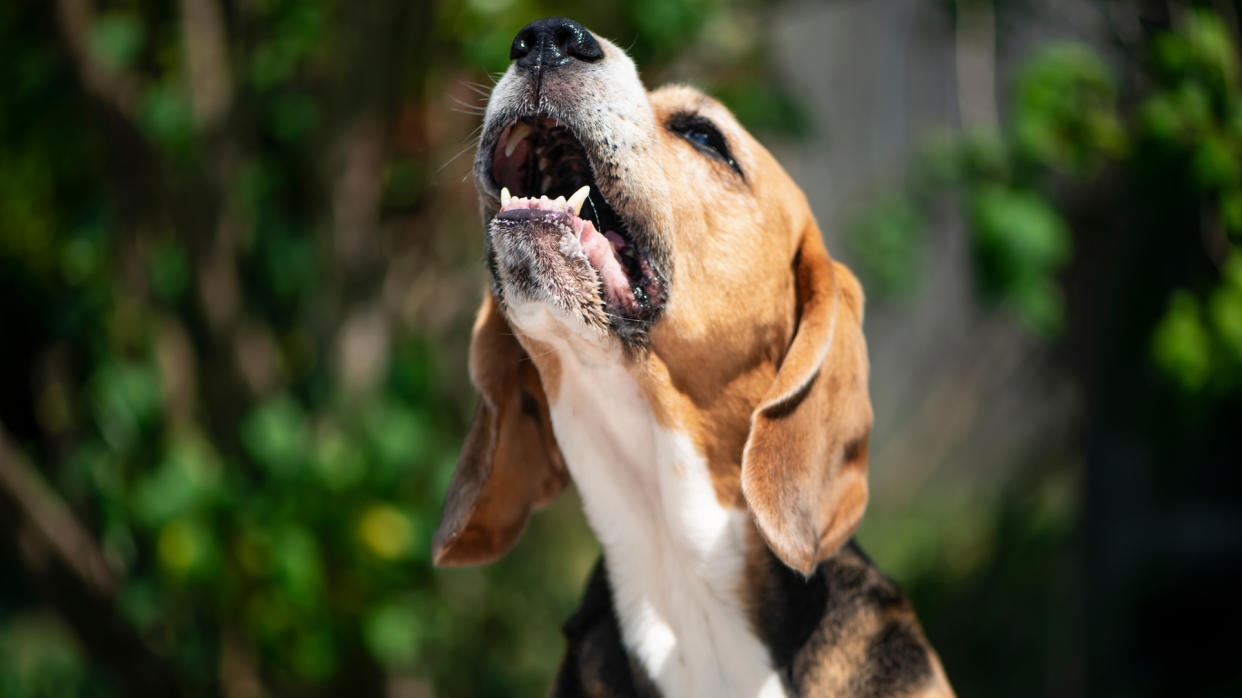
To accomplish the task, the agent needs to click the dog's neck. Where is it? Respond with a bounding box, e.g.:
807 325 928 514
509 304 787 698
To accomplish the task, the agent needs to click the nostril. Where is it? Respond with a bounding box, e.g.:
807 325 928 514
510 17 603 71
510 28 536 61
555 27 574 55
557 23 603 62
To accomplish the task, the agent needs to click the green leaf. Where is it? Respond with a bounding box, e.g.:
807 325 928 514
133 433 222 528
847 195 924 297
1183 10 1240 89
1011 276 1065 337
272 527 324 607
93 360 162 452
357 503 415 561
1152 291 1213 391
259 228 316 302
1211 254 1242 359
960 130 1010 180
290 628 337 681
88 12 143 71
363 400 428 474
0 615 91 697
1172 83 1213 133
60 227 107 287
157 517 217 578
149 240 191 305
117 580 161 631
240 396 311 476
139 82 195 154
1192 132 1240 190
1012 43 1121 174
1210 284 1242 360
970 185 1071 274
313 424 368 490
1222 190 1242 235
266 92 320 144
1139 92 1187 144
363 599 423 668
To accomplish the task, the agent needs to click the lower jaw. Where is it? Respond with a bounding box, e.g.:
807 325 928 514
488 221 663 354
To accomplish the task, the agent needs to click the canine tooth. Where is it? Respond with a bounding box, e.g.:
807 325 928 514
505 122 532 157
567 185 590 215
500 187 511 207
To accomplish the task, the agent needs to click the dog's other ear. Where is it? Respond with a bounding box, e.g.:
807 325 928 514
741 227 872 577
432 291 569 566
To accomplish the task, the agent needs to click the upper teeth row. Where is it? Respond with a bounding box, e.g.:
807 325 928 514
501 185 591 217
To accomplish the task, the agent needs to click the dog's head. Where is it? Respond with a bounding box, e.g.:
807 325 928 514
434 18 871 577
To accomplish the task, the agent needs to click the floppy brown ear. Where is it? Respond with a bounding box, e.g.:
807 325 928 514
741 227 872 577
432 291 569 566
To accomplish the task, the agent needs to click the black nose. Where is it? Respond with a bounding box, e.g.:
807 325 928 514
510 17 603 72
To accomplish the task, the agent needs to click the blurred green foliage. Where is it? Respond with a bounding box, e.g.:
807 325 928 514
852 10 1242 376
0 1 805 696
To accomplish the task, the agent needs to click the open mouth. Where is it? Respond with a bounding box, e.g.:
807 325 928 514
489 117 663 317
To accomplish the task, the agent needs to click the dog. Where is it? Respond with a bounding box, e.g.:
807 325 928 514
432 17 954 697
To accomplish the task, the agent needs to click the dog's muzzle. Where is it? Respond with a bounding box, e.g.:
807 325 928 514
478 18 667 345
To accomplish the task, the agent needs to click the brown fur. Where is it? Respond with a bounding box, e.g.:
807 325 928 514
431 294 568 566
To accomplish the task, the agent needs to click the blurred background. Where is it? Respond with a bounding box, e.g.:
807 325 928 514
1 0 1240 696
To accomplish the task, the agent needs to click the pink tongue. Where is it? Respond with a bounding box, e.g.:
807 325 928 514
576 219 634 306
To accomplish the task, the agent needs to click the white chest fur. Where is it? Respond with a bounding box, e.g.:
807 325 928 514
508 304 787 698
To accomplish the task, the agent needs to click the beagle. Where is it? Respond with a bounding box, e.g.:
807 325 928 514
433 17 954 698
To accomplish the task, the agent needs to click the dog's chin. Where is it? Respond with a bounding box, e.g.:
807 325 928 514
488 209 612 336
485 197 662 353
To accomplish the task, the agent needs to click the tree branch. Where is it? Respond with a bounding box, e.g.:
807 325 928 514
54 0 141 116
0 424 116 596
180 0 233 130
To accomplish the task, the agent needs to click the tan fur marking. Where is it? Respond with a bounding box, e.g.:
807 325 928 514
617 88 815 509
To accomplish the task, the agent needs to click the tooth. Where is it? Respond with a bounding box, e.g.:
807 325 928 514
505 122 532 157
541 175 552 191
500 187 511 207
554 195 566 210
567 185 590 215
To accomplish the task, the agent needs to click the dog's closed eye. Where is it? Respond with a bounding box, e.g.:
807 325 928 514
668 113 742 177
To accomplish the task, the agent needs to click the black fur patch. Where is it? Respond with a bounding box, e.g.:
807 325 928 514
552 561 661 697
756 546 830 671
554 543 938 697
852 621 934 698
